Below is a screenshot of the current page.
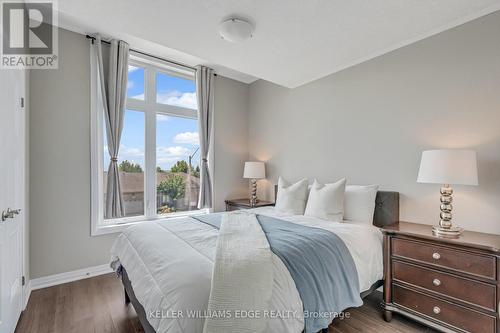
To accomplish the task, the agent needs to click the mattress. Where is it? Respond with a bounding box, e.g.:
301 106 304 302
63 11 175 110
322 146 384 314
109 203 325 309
110 207 383 333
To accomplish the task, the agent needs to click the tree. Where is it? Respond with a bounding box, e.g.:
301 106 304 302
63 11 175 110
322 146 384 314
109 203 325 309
119 160 143 173
157 173 186 204
170 160 199 178
170 160 189 173
192 165 200 178
156 166 165 173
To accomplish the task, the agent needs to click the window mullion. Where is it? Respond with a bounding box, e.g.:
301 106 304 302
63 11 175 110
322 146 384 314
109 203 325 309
144 66 157 219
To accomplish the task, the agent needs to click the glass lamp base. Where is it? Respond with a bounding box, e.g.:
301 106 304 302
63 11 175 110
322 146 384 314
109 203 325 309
432 225 463 238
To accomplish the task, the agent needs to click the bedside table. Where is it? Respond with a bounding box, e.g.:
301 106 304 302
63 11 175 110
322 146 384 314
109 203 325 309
224 199 275 211
382 222 500 333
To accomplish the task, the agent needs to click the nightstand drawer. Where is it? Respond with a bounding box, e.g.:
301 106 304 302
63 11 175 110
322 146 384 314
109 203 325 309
393 285 496 333
392 238 496 279
393 261 497 312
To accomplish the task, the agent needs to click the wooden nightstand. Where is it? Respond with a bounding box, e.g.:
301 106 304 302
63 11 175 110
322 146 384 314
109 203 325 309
224 199 275 211
382 222 500 333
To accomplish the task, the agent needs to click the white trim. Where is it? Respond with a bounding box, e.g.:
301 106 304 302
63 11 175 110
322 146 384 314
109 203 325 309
22 69 30 311
127 99 197 120
155 103 197 119
144 66 157 219
130 51 195 80
23 281 31 309
92 208 210 236
30 264 113 291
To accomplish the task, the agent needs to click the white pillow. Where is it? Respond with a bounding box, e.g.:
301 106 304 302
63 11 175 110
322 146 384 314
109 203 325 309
275 177 309 215
304 178 346 222
343 185 379 224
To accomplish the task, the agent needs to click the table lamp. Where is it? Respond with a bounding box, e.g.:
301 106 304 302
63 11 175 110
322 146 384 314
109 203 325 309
243 161 266 206
417 150 478 237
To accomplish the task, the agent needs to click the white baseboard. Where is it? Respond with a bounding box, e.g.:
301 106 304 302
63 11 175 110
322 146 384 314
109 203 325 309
23 281 31 309
30 264 113 291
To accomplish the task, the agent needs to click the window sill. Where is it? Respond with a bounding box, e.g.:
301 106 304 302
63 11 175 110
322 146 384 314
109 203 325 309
91 209 211 236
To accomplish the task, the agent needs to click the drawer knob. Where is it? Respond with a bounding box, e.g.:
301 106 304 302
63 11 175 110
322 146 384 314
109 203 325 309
432 278 441 286
432 252 441 260
433 306 441 314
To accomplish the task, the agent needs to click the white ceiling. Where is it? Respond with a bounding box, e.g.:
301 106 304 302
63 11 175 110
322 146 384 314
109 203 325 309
58 0 500 88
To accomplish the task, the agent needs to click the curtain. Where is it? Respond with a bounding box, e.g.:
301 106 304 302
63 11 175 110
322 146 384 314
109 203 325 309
94 34 130 219
195 66 215 209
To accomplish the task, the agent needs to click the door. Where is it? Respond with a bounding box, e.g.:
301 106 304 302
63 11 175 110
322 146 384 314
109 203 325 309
0 69 25 333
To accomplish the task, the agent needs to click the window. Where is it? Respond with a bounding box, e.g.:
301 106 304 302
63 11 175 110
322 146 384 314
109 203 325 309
127 65 144 100
102 109 145 219
91 52 206 236
156 72 197 109
156 115 200 214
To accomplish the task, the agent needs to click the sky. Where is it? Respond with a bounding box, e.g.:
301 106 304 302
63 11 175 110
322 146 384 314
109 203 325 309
103 66 200 171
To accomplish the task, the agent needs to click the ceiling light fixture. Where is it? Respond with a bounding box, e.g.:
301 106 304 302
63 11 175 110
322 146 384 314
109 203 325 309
218 18 254 43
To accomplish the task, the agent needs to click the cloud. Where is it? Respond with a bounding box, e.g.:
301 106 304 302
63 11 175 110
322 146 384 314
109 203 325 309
157 91 197 110
157 146 190 156
128 66 139 73
173 132 199 145
120 145 144 159
131 93 144 100
103 145 145 167
156 146 191 165
157 114 170 122
127 81 134 90
104 145 144 159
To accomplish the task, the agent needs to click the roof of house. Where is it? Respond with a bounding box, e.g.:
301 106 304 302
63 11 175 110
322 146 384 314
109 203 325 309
103 171 200 194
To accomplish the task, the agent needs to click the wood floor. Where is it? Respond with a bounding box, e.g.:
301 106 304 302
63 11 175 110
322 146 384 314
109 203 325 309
16 273 437 333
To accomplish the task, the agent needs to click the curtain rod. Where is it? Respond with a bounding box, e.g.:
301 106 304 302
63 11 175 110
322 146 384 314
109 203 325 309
86 34 206 74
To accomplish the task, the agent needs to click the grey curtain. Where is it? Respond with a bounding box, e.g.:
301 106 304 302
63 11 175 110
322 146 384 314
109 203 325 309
94 35 130 219
195 66 215 209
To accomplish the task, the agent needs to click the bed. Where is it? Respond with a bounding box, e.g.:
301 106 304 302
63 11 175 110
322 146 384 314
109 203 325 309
111 191 399 333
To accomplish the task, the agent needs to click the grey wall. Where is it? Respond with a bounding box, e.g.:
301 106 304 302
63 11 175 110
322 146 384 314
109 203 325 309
30 29 117 278
30 11 500 280
213 76 250 211
29 28 250 279
248 11 500 235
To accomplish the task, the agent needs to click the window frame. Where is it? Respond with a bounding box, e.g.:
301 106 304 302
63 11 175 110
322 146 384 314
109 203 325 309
91 50 207 236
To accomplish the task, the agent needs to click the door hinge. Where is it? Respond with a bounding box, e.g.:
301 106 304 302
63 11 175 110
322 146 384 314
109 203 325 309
22 276 25 286
20 97 24 108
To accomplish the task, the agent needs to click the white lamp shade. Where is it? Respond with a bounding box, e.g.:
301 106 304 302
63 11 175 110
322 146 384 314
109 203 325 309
243 161 265 179
417 150 478 185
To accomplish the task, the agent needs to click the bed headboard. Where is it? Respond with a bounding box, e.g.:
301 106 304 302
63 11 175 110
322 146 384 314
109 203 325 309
373 191 399 227
273 185 399 227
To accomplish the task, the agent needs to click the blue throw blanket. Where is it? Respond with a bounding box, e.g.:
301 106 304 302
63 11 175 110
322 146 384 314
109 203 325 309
193 213 362 333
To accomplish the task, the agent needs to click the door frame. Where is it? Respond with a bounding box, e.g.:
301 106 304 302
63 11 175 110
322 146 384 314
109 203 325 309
21 69 30 311
0 67 29 333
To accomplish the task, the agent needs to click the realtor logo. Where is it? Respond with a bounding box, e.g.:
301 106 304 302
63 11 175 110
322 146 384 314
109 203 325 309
1 0 58 69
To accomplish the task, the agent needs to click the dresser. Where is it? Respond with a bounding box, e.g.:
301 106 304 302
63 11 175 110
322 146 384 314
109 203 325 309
382 222 500 333
225 198 275 211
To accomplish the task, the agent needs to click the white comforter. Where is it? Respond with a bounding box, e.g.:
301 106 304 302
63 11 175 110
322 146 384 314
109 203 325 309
110 207 383 333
